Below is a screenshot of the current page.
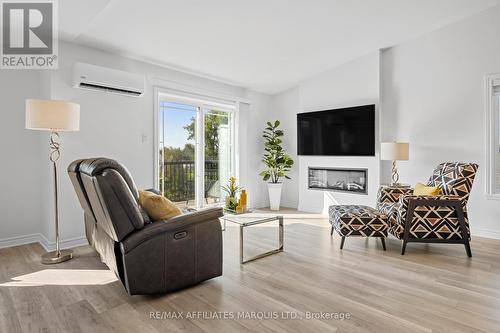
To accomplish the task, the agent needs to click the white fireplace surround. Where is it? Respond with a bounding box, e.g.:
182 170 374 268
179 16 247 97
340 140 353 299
298 155 380 214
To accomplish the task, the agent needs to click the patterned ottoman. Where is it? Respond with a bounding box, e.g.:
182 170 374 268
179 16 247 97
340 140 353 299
328 205 389 250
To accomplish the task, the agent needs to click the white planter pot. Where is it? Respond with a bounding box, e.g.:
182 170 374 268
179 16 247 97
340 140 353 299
267 182 283 211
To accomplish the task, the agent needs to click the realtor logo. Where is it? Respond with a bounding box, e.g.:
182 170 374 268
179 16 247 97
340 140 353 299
1 0 58 69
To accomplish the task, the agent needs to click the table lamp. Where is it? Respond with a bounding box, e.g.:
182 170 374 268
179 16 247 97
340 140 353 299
380 142 409 186
26 99 80 264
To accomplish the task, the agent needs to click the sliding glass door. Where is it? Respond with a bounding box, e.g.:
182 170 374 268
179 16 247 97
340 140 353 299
204 109 234 205
157 93 235 208
159 101 198 206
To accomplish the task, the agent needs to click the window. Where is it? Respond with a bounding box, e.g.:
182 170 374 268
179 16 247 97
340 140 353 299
485 73 500 198
154 90 237 208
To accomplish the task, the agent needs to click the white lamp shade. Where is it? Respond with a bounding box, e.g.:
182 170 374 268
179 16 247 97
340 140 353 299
380 142 409 161
26 99 80 132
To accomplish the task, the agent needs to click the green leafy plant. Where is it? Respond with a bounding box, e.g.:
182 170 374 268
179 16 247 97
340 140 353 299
259 120 294 183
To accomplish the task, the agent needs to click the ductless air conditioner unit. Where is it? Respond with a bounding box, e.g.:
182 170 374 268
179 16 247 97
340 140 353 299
73 62 145 97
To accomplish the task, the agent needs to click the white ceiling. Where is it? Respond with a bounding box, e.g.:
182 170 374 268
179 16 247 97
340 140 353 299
60 0 500 94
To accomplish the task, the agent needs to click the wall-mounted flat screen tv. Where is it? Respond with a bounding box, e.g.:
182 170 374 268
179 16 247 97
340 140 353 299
297 104 375 156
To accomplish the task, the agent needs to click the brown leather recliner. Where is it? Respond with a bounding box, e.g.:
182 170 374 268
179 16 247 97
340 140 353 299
67 158 223 295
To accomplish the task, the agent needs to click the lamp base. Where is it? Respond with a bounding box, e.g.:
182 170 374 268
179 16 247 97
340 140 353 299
41 249 73 264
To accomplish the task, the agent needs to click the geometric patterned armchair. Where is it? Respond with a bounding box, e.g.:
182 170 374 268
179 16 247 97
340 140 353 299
376 162 478 257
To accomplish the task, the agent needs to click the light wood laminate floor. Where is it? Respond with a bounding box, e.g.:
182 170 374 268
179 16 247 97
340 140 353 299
1 214 500 333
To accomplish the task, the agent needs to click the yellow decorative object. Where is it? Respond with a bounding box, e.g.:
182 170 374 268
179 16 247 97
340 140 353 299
236 200 243 213
240 190 247 206
233 189 247 214
138 190 182 221
413 182 441 196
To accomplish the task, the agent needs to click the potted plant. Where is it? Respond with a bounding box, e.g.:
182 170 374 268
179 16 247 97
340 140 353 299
222 176 240 211
259 120 294 210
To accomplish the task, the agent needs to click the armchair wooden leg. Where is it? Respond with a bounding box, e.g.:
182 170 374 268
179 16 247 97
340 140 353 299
380 237 387 251
455 203 472 258
464 241 472 258
401 241 407 255
340 236 346 250
330 226 334 236
401 203 414 256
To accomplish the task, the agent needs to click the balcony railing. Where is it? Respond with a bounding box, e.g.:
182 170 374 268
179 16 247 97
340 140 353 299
160 160 219 202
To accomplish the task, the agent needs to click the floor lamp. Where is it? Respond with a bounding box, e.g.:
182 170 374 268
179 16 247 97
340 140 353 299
26 99 80 264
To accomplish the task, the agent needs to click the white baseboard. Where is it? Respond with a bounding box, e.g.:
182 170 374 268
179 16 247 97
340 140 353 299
0 233 88 251
297 204 323 214
471 228 500 240
0 234 41 249
38 234 88 252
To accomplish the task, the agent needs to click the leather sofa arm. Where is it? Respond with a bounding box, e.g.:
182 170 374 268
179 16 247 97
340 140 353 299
120 207 223 254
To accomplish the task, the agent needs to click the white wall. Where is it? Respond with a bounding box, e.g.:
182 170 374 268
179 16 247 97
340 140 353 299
0 71 46 247
271 52 381 213
380 6 500 238
0 41 272 249
240 91 273 208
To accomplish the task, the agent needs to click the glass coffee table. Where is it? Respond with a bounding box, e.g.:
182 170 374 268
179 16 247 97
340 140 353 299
221 211 284 264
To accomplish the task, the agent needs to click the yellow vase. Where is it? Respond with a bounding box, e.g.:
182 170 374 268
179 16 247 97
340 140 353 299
240 190 247 205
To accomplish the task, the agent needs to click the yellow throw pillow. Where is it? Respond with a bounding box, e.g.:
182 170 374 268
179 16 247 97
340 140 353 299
413 182 441 196
138 190 182 221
